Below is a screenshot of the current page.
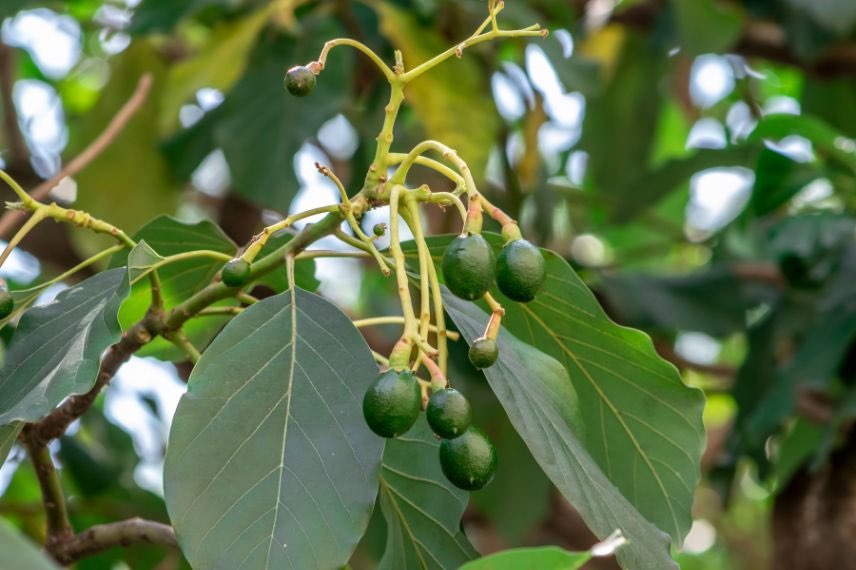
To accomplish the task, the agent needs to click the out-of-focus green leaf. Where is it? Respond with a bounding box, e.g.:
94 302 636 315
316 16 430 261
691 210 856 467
110 215 238 361
579 32 664 201
0 519 60 569
164 20 351 212
0 0 30 19
165 288 382 569
541 35 602 96
673 0 744 55
377 2 499 181
611 146 758 222
378 416 477 569
460 546 591 570
802 77 856 137
66 42 181 257
0 269 129 424
750 148 820 215
160 6 274 134
750 114 856 175
600 266 776 337
784 0 856 36
130 0 227 34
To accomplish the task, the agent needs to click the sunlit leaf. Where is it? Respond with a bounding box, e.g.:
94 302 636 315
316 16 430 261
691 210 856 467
460 546 590 570
0 423 21 468
165 288 383 569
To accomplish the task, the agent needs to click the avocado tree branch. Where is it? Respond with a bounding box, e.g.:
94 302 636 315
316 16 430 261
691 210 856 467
20 427 73 551
50 518 178 565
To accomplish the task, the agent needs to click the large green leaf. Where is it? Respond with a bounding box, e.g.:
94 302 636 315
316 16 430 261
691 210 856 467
415 235 704 546
110 216 238 361
0 268 129 424
164 19 351 212
0 520 60 570
164 288 383 569
673 0 744 55
460 546 590 570
378 415 477 570
443 297 678 569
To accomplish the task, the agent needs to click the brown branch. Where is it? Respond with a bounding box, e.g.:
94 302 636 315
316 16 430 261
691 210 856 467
0 73 153 239
0 45 28 166
50 518 178 565
20 427 73 550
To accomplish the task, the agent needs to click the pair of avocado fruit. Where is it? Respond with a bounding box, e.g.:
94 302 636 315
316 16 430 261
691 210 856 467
443 233 546 369
363 368 497 491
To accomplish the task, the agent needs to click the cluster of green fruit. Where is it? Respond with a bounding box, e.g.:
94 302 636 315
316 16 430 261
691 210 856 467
443 232 546 368
363 369 496 491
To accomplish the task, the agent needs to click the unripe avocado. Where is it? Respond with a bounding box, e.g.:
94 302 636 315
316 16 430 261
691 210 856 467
442 234 495 300
468 338 498 369
496 239 545 302
284 66 316 97
363 369 421 438
221 259 251 287
426 388 472 439
439 427 497 490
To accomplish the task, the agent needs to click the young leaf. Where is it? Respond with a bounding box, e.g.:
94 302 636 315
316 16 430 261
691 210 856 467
0 520 61 569
164 288 383 569
444 296 679 570
378 415 477 570
0 268 129 424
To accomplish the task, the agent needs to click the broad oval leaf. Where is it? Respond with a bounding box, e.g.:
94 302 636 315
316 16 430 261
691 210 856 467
444 297 679 570
0 268 129 424
164 288 383 569
379 415 477 570
0 520 60 570
415 234 704 546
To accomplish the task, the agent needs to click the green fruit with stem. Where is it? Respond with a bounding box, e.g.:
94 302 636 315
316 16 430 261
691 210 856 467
363 369 422 438
469 337 498 369
0 290 13 319
373 223 386 237
221 258 251 287
496 239 545 302
442 234 495 300
426 388 472 439
439 427 497 491
284 66 316 97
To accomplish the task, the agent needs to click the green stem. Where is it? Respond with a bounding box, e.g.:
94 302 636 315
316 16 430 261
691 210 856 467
164 330 201 363
364 83 405 193
240 205 340 263
0 209 45 269
400 25 545 84
354 316 459 340
389 139 480 200
164 212 343 330
195 306 243 317
130 250 234 286
316 38 397 83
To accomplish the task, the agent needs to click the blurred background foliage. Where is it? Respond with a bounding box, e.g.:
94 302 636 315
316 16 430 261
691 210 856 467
2 0 856 568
